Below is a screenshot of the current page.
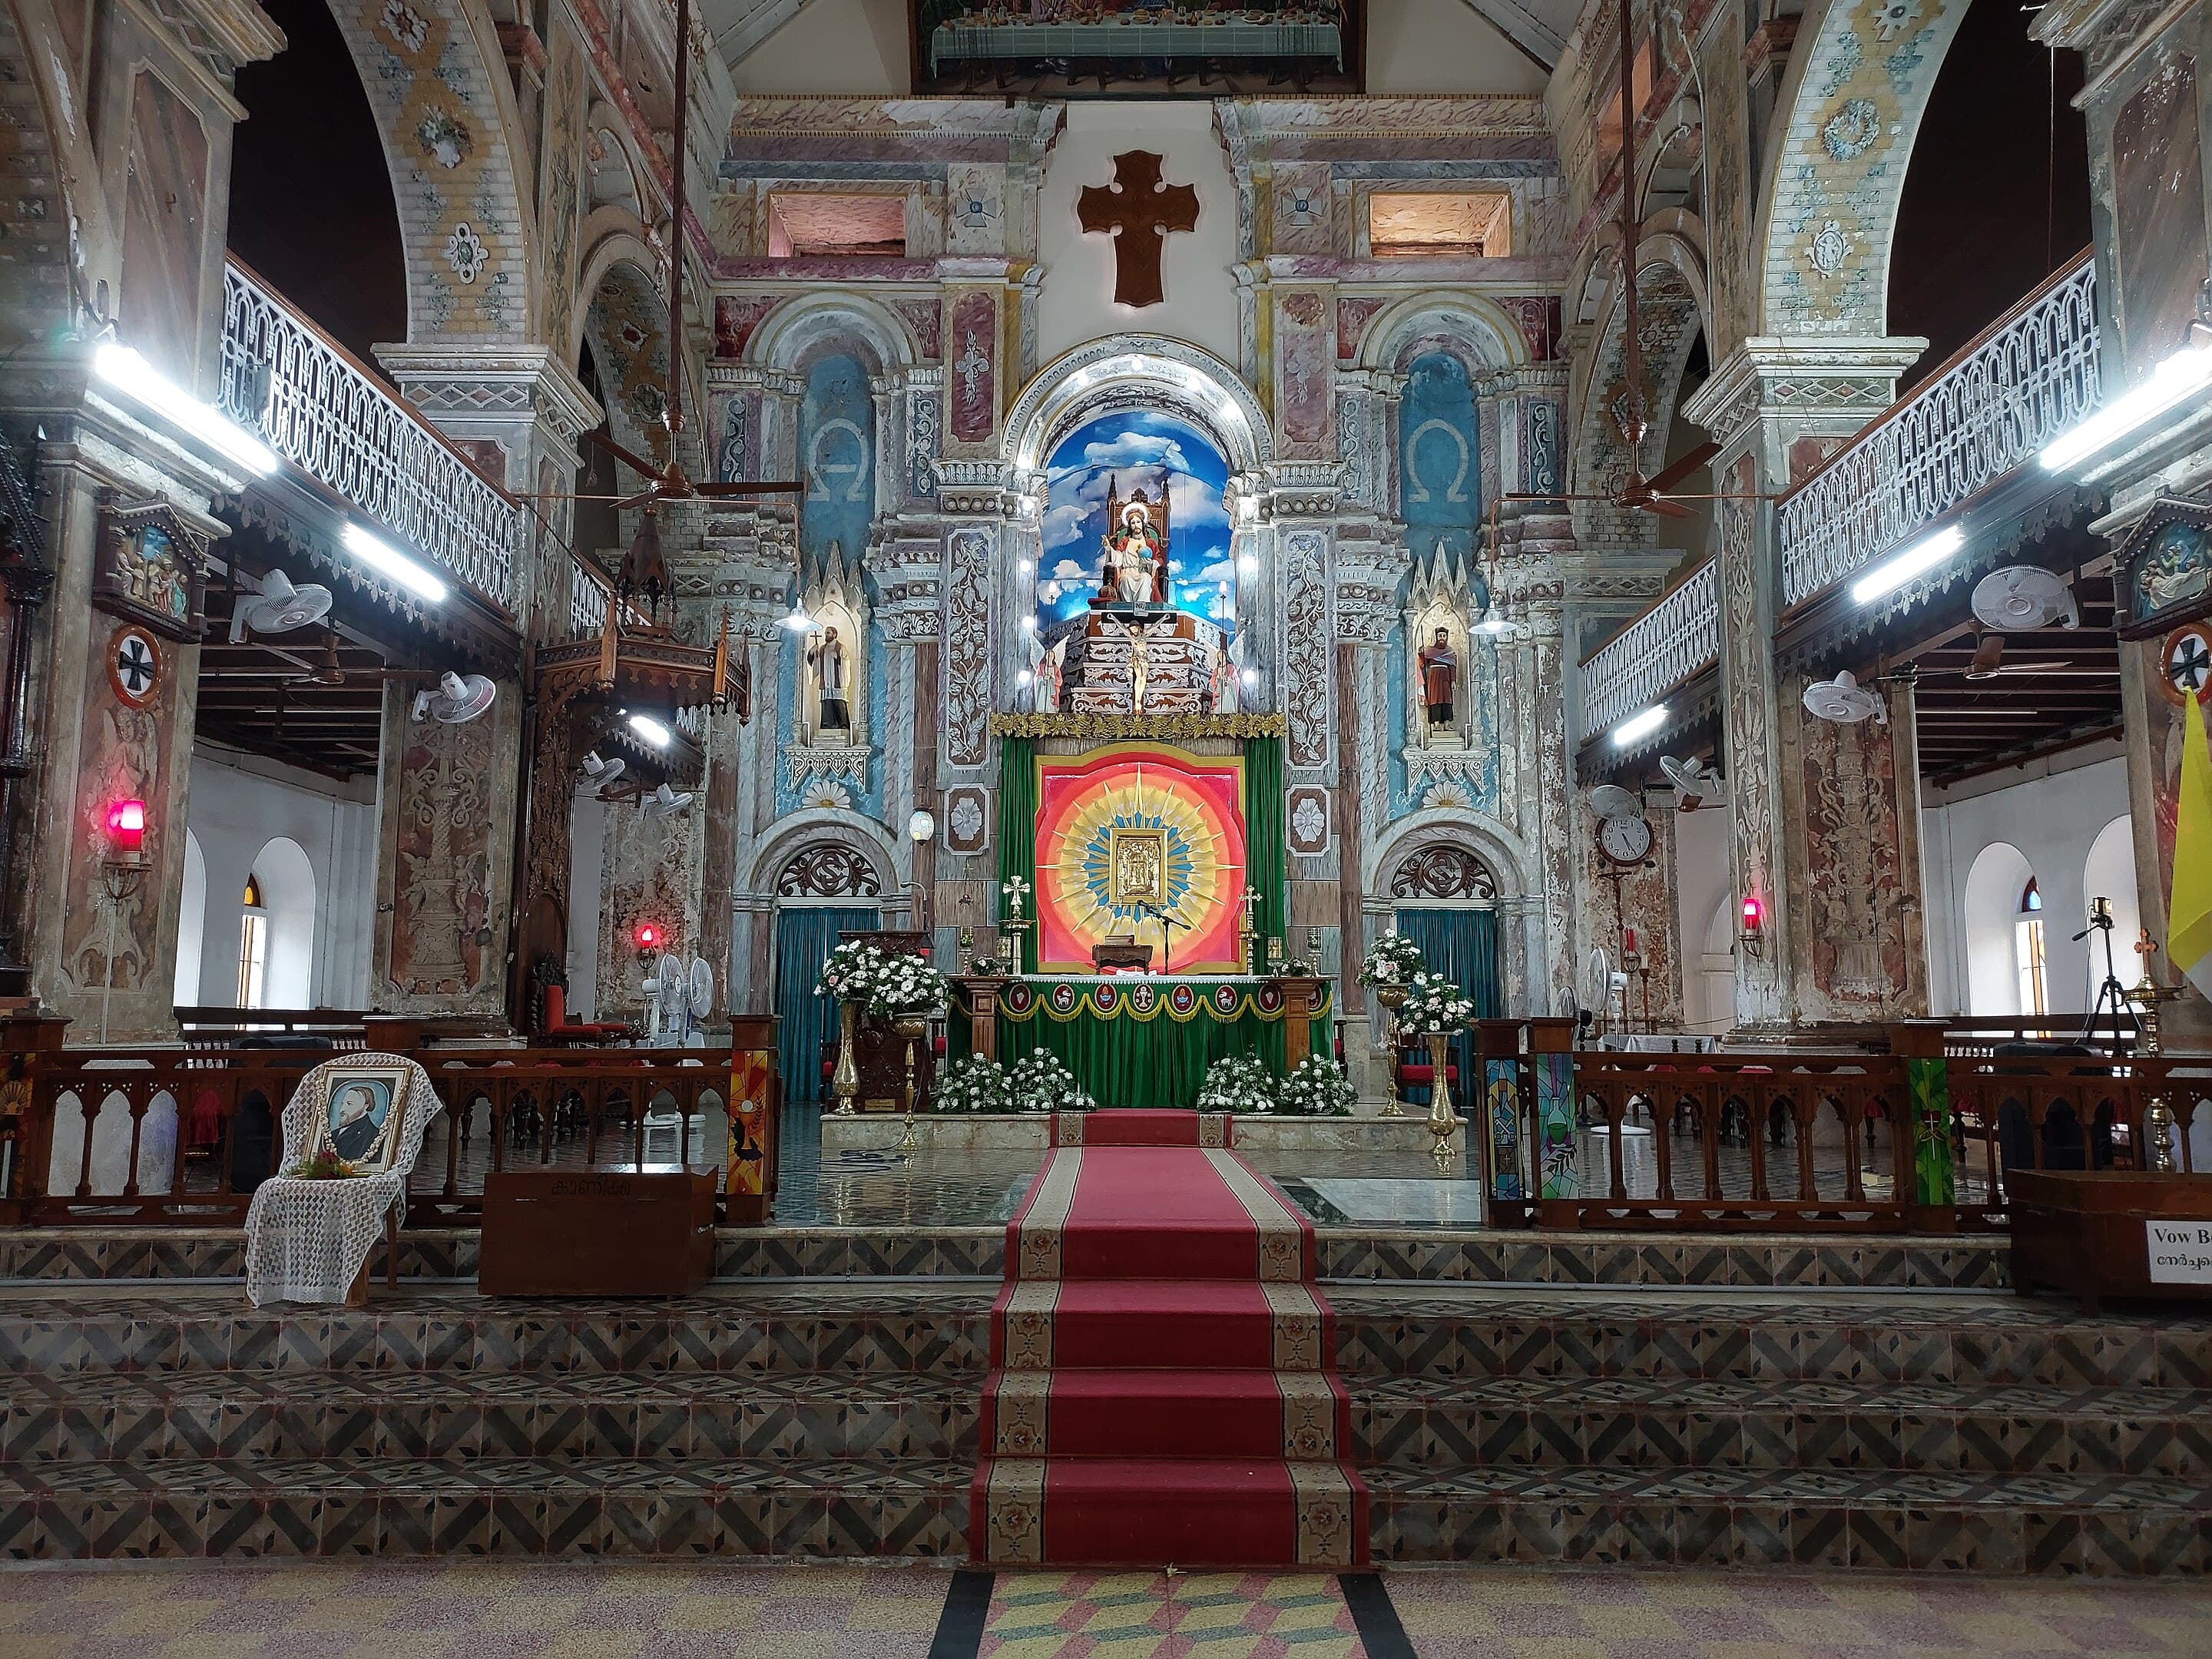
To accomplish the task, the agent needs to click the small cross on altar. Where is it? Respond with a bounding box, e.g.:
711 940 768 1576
1077 151 1199 310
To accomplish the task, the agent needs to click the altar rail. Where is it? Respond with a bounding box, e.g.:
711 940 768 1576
1775 251 2101 609
1476 1046 2210 1234
0 1045 740 1227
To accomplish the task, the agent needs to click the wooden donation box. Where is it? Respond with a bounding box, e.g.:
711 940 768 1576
479 1166 716 1296
2009 1171 2212 1313
1091 939 1153 972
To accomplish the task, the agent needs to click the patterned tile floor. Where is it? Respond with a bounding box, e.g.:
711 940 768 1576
5 1561 2209 1657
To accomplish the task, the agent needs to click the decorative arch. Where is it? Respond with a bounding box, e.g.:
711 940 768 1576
1569 239 1710 548
745 291 918 377
1751 0 1975 336
320 0 540 340
580 255 676 466
1363 807 1531 901
1355 293 1528 377
1386 844 1500 902
747 808 901 899
1005 336 1272 479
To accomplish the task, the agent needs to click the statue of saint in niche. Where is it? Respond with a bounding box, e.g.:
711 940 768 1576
808 624 850 736
1095 482 1171 605
1418 625 1459 730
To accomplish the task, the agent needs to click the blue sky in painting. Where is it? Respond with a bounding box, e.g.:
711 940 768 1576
1038 409 1234 636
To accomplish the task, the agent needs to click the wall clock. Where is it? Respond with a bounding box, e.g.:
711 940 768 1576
1597 813 1653 866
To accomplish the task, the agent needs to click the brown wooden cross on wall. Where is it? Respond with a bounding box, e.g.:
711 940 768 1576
1078 151 1199 310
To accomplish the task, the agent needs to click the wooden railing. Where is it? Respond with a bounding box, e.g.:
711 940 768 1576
1949 1053 2208 1207
0 1044 744 1227
1561 1051 1919 1231
174 1007 371 1050
1941 1015 2137 1058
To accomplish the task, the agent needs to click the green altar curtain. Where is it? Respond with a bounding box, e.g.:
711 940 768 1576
1394 909 1502 1120
952 980 1333 1110
1247 736 1287 949
998 735 1038 973
774 906 879 1103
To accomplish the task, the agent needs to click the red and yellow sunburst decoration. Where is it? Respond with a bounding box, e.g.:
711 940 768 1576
1035 743 1247 973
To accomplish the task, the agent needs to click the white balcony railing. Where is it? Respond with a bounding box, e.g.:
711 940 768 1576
217 259 519 605
1777 253 2100 609
1579 557 1719 742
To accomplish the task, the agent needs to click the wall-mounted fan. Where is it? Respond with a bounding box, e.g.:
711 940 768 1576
228 568 333 641
410 670 497 724
580 750 627 793
1658 754 1725 810
1587 783 1640 820
642 781 694 818
1972 565 2080 633
1802 671 1887 724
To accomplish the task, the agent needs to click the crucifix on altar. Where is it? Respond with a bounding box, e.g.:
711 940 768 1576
1078 151 1200 309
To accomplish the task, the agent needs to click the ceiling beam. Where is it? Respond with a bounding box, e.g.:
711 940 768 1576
1452 0 1567 71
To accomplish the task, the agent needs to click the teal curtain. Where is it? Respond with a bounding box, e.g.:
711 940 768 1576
1245 736 1286 953
1394 909 1502 1118
774 906 879 1103
998 736 1038 972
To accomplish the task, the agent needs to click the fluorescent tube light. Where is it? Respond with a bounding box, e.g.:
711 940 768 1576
2041 343 2212 472
1850 525 1965 606
342 524 448 603
628 714 671 747
1611 704 1667 747
94 343 279 475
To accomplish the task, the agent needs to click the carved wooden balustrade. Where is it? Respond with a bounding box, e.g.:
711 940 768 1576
1561 1051 1921 1231
1948 1054 2209 1211
0 1045 738 1227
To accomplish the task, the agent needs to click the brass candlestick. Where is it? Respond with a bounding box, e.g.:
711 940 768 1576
1375 982 1407 1118
893 1012 929 1151
831 1001 861 1115
2128 946 2185 1171
1425 1028 1459 1169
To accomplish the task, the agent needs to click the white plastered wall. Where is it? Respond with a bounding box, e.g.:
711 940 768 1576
1671 800 1734 1034
1919 752 2136 1018
1036 102 1240 369
180 749 379 1010
731 0 914 94
1366 0 1549 95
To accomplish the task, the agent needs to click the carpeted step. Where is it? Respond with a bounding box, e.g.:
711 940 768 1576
971 1455 1366 1568
1010 1144 1313 1281
977 1367 1351 1459
988 1277 1333 1371
1056 1111 1209 1147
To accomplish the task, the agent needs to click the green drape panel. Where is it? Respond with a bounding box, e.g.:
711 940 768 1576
979 1005 1286 1110
1393 908 1503 1121
998 735 1038 973
774 906 879 1103
1245 736 1286 950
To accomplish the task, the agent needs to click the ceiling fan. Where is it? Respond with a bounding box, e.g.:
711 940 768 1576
1488 0 1753 536
528 0 799 608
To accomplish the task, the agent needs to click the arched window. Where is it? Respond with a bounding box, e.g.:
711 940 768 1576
237 875 268 1009
2015 878 2048 1017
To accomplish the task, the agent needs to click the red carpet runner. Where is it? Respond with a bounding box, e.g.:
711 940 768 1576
970 1109 1369 1568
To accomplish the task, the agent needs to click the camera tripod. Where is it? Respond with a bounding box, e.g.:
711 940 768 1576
2074 902 2132 1058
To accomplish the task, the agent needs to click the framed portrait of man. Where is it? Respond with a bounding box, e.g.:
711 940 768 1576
314 1065 412 1173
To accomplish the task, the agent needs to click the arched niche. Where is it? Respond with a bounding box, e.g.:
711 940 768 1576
250 837 319 1009
747 809 902 904
1962 840 2036 1016
1354 293 1526 378
744 292 918 377
174 830 207 1007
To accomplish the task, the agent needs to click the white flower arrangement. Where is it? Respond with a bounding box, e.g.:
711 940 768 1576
1277 1053 1356 1118
1008 1050 1092 1113
1396 969 1476 1033
1357 932 1428 988
813 942 949 1020
934 1055 1012 1114
1197 1052 1280 1114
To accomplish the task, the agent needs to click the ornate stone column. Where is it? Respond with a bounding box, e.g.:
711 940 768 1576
1683 339 1931 1035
